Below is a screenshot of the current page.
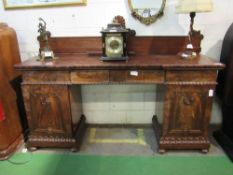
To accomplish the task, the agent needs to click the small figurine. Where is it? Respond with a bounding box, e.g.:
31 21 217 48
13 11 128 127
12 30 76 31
37 18 55 61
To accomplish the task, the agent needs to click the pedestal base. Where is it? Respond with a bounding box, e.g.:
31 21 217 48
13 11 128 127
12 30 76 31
27 115 86 152
152 115 210 153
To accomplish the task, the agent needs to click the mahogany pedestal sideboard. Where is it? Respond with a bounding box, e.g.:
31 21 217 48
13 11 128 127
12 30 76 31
15 35 224 153
0 23 24 160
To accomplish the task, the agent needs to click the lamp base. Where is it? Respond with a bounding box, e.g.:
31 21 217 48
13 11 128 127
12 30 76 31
179 51 197 60
179 43 197 60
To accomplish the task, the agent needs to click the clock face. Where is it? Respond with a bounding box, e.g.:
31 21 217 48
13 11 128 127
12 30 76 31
105 34 123 58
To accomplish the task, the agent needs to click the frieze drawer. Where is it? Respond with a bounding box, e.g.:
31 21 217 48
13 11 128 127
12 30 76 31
23 71 70 84
71 70 109 84
166 70 217 82
109 70 164 83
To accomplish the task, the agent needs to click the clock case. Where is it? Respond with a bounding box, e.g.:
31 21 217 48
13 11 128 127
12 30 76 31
101 23 129 61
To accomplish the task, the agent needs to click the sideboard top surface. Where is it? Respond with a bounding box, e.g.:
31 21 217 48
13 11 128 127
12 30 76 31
15 54 224 71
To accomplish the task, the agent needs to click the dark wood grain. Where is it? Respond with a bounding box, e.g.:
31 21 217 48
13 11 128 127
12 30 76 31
166 70 218 82
22 85 75 149
23 71 70 84
16 35 225 152
15 54 224 71
71 70 109 84
159 84 214 152
109 70 164 83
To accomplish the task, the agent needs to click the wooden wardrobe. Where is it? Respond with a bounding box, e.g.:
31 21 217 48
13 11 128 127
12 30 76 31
0 23 24 160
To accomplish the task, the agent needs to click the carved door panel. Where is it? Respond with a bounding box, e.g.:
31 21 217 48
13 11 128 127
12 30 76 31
163 85 213 137
23 85 72 137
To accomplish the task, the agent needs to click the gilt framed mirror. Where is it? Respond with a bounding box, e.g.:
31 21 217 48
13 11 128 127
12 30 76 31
128 0 166 25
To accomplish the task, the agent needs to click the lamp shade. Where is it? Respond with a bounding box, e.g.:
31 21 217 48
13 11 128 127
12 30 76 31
176 0 213 13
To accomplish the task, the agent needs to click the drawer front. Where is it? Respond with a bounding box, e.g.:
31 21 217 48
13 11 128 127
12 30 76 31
71 70 109 84
109 70 164 83
23 71 70 83
166 70 217 82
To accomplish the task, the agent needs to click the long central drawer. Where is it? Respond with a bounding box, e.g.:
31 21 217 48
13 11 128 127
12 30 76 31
71 70 109 84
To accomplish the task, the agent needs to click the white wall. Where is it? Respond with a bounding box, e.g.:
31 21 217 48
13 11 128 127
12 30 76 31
0 0 232 124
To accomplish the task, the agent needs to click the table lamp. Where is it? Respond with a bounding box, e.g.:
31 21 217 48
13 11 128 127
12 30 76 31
176 0 213 59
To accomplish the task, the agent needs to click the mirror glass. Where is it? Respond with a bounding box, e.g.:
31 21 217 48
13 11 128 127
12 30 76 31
128 0 166 25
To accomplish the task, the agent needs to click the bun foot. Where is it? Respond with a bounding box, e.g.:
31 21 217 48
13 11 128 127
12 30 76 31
158 149 166 154
27 147 38 152
201 149 209 154
70 148 78 152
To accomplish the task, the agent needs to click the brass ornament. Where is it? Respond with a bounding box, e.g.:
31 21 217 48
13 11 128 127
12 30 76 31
37 18 56 61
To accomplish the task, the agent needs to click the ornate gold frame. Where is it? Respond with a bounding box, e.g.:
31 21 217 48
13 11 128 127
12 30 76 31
128 0 166 25
3 0 87 10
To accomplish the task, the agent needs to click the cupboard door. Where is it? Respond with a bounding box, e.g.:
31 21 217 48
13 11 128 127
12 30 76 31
163 85 213 138
23 85 72 137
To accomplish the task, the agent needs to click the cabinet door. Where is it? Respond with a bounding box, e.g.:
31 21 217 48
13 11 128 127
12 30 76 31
163 85 213 137
23 85 72 137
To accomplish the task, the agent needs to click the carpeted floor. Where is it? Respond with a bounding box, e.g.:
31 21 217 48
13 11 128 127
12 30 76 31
0 153 233 175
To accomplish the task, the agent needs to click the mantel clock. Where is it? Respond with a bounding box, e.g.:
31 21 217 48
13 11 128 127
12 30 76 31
101 23 129 61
